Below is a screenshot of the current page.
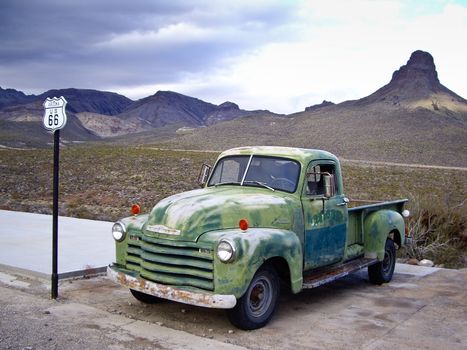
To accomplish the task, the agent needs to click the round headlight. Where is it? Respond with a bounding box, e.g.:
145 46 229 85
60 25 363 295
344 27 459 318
112 222 126 242
217 240 235 263
402 209 410 218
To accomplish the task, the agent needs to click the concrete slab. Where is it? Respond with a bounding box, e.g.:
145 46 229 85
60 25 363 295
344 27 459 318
394 262 441 276
2 264 464 350
0 210 114 277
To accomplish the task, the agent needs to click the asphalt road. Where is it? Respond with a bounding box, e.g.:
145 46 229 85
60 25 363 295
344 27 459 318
1 264 465 350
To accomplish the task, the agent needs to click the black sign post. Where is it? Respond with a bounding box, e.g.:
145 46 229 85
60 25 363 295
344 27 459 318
43 96 68 299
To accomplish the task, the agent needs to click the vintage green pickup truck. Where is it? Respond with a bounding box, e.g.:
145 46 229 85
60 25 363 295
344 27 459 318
108 146 410 329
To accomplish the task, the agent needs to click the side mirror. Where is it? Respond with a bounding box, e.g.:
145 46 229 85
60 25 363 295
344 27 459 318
323 174 335 198
198 164 211 187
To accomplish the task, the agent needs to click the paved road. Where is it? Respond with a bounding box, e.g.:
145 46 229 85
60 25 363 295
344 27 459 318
1 264 465 350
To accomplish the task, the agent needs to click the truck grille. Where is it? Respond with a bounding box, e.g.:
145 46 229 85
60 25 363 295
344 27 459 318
125 234 214 291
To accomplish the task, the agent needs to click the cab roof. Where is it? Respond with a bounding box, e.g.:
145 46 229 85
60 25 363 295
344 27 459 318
218 146 339 166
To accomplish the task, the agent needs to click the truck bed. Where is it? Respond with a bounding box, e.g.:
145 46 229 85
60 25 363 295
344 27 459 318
347 199 407 247
348 199 408 212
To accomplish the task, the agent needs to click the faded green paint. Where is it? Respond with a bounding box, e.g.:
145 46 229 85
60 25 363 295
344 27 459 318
300 157 349 269
144 186 303 242
109 146 407 308
199 228 303 296
363 209 405 260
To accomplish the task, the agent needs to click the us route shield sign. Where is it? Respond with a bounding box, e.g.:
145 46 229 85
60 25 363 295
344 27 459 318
43 96 68 132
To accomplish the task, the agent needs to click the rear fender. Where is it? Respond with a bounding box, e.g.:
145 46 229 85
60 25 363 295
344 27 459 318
199 228 303 297
363 210 404 260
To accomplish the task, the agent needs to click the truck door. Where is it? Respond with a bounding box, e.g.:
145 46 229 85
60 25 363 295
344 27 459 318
301 161 348 271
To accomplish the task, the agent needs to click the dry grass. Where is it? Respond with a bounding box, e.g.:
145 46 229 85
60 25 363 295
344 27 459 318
0 145 465 267
0 146 216 221
400 197 466 267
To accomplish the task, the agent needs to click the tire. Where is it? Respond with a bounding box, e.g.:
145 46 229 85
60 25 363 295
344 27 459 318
227 265 280 330
130 289 160 304
368 239 396 285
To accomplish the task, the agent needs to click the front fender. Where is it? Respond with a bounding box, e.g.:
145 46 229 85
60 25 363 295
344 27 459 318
363 210 404 260
199 228 303 298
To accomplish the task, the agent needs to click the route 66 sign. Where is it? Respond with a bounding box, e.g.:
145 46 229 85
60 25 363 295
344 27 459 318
43 96 67 132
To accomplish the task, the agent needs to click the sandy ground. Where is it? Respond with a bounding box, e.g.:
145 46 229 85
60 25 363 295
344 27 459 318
1 266 466 350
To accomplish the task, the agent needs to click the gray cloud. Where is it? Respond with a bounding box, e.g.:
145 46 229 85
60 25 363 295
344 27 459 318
0 0 296 95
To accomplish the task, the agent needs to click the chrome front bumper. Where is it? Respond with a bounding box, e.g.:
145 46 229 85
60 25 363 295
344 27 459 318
107 265 236 309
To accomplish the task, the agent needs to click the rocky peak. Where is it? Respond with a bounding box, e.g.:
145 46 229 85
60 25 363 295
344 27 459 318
353 50 464 106
305 100 334 112
218 101 239 110
390 50 440 88
154 90 180 97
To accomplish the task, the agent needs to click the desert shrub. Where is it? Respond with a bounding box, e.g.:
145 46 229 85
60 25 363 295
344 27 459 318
401 195 466 268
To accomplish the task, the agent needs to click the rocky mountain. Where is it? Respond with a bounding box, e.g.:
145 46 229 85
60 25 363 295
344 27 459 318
72 90 278 137
117 90 277 129
0 87 35 109
351 50 466 111
0 88 133 146
117 91 216 128
0 87 276 144
0 88 132 116
37 88 133 115
155 50 466 167
1 50 465 166
305 100 335 112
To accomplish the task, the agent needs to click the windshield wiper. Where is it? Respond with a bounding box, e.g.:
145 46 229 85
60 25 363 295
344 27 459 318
243 180 275 192
214 181 241 187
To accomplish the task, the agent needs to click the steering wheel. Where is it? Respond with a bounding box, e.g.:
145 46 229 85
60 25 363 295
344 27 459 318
271 178 295 191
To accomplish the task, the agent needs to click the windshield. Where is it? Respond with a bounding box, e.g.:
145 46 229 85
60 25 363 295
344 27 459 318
208 155 300 193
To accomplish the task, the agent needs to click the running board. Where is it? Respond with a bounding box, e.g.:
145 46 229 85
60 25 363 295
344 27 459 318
302 258 377 289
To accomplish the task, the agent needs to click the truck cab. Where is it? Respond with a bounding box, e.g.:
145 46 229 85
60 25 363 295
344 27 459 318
108 146 409 329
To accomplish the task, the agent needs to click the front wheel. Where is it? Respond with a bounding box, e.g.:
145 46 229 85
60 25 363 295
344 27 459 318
227 265 280 330
368 239 396 285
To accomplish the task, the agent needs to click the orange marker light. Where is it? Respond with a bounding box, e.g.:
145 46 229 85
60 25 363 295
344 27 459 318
239 219 249 231
131 204 141 215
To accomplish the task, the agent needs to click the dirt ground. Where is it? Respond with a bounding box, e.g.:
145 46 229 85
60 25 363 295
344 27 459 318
0 266 466 350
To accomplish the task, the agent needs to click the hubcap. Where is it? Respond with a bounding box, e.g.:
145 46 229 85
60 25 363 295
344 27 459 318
248 277 273 317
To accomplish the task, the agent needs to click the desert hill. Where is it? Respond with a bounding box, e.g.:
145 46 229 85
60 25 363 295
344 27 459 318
350 50 466 111
154 50 466 166
0 87 276 143
116 90 276 130
0 50 465 166
0 87 35 109
0 88 132 146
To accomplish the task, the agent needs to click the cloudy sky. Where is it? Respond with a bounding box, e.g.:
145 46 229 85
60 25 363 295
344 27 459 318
0 0 466 114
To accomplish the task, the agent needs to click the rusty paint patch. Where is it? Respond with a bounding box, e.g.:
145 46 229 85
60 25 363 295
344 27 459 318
107 265 236 309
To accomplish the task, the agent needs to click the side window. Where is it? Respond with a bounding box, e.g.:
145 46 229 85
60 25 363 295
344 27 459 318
306 164 337 196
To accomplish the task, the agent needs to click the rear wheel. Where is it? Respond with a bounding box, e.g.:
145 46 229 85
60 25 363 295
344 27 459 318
227 265 280 330
368 239 396 285
130 289 160 304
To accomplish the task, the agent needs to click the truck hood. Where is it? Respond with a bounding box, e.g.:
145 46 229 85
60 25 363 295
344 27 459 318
143 186 298 242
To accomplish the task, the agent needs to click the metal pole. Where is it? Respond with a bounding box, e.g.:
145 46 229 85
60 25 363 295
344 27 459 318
51 129 60 299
